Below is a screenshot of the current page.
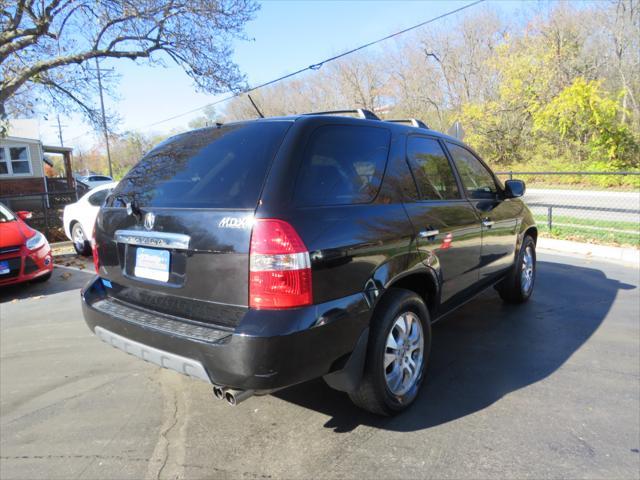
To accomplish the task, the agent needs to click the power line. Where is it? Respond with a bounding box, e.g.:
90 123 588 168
69 0 484 141
139 0 484 129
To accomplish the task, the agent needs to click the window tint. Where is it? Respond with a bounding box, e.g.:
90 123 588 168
88 189 111 206
447 143 497 199
89 175 111 181
294 125 390 206
111 122 290 208
406 137 460 200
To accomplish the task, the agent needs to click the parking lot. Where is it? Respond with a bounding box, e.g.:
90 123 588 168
1 251 638 479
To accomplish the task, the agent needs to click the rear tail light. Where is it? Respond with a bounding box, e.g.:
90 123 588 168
249 219 312 309
91 226 100 274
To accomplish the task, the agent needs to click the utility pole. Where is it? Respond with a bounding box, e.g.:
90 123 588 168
56 115 65 146
95 58 113 178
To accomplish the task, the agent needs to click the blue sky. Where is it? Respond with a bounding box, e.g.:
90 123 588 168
45 0 532 148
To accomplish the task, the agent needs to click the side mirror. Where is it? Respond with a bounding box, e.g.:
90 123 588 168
504 179 525 198
16 211 33 220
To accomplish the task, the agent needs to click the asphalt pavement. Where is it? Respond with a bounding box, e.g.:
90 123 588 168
524 188 640 223
1 252 639 479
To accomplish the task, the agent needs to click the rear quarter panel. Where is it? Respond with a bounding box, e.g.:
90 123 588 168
257 118 420 305
277 204 415 304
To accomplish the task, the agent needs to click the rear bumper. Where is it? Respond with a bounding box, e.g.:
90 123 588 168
81 276 371 391
94 326 212 383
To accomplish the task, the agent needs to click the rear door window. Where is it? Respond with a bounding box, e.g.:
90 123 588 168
294 125 391 206
111 122 291 208
406 137 460 200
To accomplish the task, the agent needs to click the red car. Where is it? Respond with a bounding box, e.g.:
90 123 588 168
0 203 53 286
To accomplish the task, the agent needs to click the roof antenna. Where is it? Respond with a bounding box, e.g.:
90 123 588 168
247 94 264 118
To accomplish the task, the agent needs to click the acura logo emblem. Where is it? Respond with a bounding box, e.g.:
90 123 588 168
144 212 155 231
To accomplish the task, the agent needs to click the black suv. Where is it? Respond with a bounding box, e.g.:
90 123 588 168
82 109 536 415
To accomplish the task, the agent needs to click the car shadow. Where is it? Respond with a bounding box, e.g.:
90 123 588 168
274 260 636 432
0 266 93 303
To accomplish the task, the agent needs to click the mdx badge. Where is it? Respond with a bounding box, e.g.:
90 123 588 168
218 216 252 229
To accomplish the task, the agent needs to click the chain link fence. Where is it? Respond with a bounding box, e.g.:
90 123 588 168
2 172 638 247
0 190 78 242
495 171 640 247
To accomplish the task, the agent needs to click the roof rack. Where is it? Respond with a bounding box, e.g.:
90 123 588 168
386 119 429 129
302 109 381 120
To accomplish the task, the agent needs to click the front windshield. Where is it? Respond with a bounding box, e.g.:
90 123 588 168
0 203 16 222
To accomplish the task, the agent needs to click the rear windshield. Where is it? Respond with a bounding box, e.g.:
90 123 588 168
110 122 290 208
294 125 391 206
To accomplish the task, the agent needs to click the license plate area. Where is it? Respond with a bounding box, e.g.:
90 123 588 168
119 244 187 288
0 260 10 275
134 247 170 282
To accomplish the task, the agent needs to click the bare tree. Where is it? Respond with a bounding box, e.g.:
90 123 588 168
0 0 258 130
593 0 640 129
328 53 388 112
188 104 220 129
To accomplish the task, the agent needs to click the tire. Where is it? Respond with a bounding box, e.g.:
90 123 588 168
497 235 536 304
32 271 52 283
349 288 431 416
71 222 91 256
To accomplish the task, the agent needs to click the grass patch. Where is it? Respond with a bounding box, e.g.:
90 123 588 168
494 163 640 190
533 214 640 230
533 214 639 247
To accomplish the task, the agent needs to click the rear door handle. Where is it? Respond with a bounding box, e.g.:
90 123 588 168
482 218 495 228
418 229 439 239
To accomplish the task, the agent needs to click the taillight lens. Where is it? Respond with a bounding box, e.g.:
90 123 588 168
249 219 312 309
91 226 100 274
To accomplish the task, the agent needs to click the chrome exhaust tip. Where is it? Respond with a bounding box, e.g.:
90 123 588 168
212 385 225 400
224 388 254 406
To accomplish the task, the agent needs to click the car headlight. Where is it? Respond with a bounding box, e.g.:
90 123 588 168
26 231 46 251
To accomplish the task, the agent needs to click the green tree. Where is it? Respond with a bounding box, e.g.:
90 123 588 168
533 78 639 169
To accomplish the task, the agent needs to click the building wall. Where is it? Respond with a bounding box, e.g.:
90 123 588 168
0 139 44 178
0 138 45 195
0 178 46 195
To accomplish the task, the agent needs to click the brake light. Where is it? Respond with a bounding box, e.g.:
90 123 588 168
249 219 312 309
91 226 100 274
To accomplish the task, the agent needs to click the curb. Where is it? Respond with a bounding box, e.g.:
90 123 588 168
54 264 91 274
538 237 639 265
50 241 72 248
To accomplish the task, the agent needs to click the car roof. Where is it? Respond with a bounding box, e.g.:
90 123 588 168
81 181 117 199
90 181 117 190
192 114 462 143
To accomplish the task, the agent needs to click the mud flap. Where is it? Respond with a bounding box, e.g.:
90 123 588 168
322 327 369 393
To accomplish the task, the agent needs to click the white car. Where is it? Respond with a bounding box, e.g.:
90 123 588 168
63 182 117 255
77 174 114 190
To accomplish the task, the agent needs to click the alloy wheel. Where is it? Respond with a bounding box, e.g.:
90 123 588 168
384 311 424 396
73 225 85 251
521 245 535 295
